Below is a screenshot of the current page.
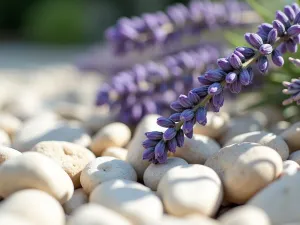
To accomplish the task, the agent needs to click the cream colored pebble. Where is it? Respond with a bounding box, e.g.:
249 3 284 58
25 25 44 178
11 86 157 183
0 152 74 203
0 146 22 164
67 204 132 225
102 147 128 160
269 121 291 135
90 122 131 156
142 215 220 225
126 114 165 179
143 157 188 191
218 205 271 225
0 113 22 138
280 122 300 152
174 134 220 164
80 156 137 194
205 143 282 204
281 160 300 177
31 141 95 188
0 213 33 225
0 129 11 147
248 172 300 224
157 164 223 217
224 131 289 160
90 179 163 224
0 189 65 225
288 150 300 164
63 188 88 215
194 112 229 139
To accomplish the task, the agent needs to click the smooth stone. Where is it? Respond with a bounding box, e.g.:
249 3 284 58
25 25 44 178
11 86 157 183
0 113 22 138
102 147 128 161
218 205 271 225
90 122 131 156
0 214 33 225
0 146 22 164
157 164 223 217
67 204 132 225
280 122 300 152
0 189 65 225
90 179 163 224
174 134 220 164
194 112 229 139
288 150 300 164
54 102 91 122
80 156 137 194
269 121 291 135
63 189 88 215
13 114 91 152
0 152 74 203
126 114 165 179
31 141 95 188
205 143 282 204
248 172 300 225
0 129 11 147
143 157 188 191
281 160 300 177
224 131 289 160
142 215 220 225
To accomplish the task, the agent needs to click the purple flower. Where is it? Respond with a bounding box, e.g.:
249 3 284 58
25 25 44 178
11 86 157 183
157 117 175 128
259 44 273 55
282 60 300 105
163 128 177 141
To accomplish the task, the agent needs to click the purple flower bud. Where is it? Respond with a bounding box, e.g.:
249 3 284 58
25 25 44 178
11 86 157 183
163 127 177 141
234 50 246 62
119 23 139 40
226 72 238 84
284 5 296 21
272 49 284 67
156 152 168 164
276 10 291 28
195 107 207 125
185 129 193 139
143 147 155 160
208 82 223 95
188 91 200 104
145 131 163 140
273 20 286 36
286 39 298 53
170 101 185 112
294 11 300 24
235 47 256 59
267 29 278 45
229 53 242 69
260 23 273 33
178 94 193 108
293 34 300 44
278 43 288 54
176 129 184 147
287 25 300 37
228 80 242 94
213 93 224 108
217 58 233 71
292 3 300 15
198 76 213 85
169 113 181 122
259 44 273 55
157 117 175 128
289 57 300 67
183 120 194 134
167 138 177 153
257 56 269 74
180 109 194 121
239 69 251 85
154 140 166 158
248 67 254 83
245 33 263 49
256 30 268 42
142 139 159 148
191 86 209 96
204 69 227 82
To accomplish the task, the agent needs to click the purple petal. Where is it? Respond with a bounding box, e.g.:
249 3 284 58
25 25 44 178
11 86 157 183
287 24 300 37
260 23 273 33
276 10 291 28
154 140 166 157
142 139 159 148
204 69 227 82
183 120 194 134
157 117 175 128
217 58 233 71
167 138 177 153
229 80 242 94
273 20 286 36
208 82 223 95
180 109 194 121
143 147 155 160
245 33 263 49
196 107 207 125
235 47 255 59
286 39 298 53
163 128 177 141
229 53 242 69
284 5 296 21
257 56 269 74
176 129 184 147
259 44 273 55
198 76 213 85
185 130 193 139
188 91 201 105
226 72 238 84
169 113 181 122
170 101 185 112
239 69 251 85
145 131 163 140
191 86 209 97
272 49 284 67
178 94 193 108
267 29 278 45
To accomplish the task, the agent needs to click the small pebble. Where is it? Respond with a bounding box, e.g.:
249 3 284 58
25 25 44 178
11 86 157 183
55 102 91 122
0 113 22 138
67 203 132 225
288 151 300 165
63 188 88 215
80 156 137 194
157 164 223 217
102 147 128 160
281 160 300 177
0 129 11 147
174 134 220 164
205 143 282 204
0 146 21 164
280 122 300 152
90 122 131 156
90 179 163 224
269 121 291 135
31 141 95 188
0 214 33 225
143 157 188 191
0 152 74 203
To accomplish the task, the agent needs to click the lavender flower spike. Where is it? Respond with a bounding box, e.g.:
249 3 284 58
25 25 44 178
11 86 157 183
142 3 300 164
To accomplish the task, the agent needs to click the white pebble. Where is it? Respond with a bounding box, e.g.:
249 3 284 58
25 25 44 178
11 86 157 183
102 147 128 160
63 188 88 215
280 122 300 152
0 146 21 164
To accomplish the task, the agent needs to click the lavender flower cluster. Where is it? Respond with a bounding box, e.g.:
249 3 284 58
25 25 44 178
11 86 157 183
96 44 222 125
105 0 253 55
143 3 300 164
282 57 300 105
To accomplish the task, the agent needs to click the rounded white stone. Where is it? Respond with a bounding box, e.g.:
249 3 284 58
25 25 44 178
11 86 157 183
80 156 137 194
63 188 88 215
0 113 22 138
90 179 163 224
102 147 128 161
0 146 21 164
0 129 11 147
280 122 300 152
281 160 300 177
